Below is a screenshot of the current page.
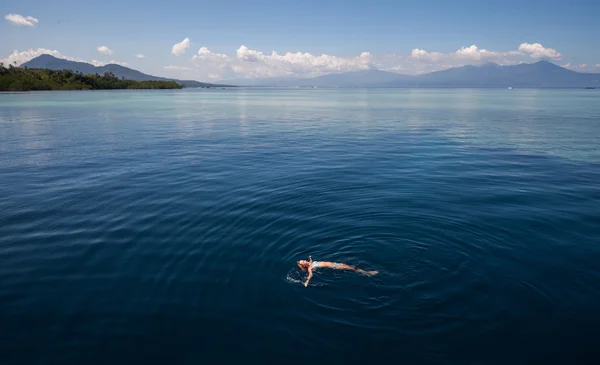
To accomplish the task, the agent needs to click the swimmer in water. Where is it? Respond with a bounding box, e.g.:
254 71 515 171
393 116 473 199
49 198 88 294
297 256 378 287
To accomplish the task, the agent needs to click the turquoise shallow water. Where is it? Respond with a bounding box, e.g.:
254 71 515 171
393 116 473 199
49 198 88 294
1 88 600 364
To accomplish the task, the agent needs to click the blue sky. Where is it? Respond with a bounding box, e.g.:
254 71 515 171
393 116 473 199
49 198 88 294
3 0 599 81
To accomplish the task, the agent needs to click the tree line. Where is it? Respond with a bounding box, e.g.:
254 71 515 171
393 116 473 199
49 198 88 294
0 63 182 91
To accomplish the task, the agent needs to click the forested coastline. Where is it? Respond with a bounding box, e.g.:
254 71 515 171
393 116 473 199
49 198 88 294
0 63 182 91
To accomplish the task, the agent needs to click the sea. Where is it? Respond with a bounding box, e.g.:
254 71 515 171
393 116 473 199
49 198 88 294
1 88 599 365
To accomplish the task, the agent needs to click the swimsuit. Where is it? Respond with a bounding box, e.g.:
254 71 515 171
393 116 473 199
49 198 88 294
312 261 339 269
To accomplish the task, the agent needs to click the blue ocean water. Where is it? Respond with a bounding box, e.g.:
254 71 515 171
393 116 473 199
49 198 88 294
1 88 599 365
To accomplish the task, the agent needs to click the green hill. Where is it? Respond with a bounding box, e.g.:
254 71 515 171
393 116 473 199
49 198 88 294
0 64 182 91
21 54 234 88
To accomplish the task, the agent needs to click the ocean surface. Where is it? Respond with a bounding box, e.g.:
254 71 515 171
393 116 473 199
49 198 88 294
1 88 599 365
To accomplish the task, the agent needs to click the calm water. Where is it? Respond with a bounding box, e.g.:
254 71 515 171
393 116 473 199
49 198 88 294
1 89 600 365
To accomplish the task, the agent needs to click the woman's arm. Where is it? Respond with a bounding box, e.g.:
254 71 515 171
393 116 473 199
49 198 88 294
304 267 313 287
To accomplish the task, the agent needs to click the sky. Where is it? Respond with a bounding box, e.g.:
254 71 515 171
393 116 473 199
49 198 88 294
2 0 600 81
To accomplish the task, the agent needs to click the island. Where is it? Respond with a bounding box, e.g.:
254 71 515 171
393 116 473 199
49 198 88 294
1 63 182 91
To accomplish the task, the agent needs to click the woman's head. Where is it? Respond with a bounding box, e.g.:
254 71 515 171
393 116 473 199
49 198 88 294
297 260 310 271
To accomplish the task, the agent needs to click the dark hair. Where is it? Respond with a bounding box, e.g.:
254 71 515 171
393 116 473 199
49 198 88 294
297 261 308 272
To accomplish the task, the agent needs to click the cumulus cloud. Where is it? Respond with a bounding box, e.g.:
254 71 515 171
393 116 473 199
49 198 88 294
202 45 377 79
136 54 146 59
236 45 266 62
5 14 39 27
193 47 229 61
91 60 129 67
191 42 569 80
454 45 509 61
562 63 594 72
97 46 114 55
518 43 561 60
190 43 566 80
0 48 73 66
409 45 522 69
410 49 443 62
171 38 190 56
269 49 373 72
377 42 564 76
4 41 575 81
164 65 191 71
0 48 129 68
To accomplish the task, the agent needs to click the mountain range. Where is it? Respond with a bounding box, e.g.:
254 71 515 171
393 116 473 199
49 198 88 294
221 61 600 88
21 55 600 88
22 55 232 88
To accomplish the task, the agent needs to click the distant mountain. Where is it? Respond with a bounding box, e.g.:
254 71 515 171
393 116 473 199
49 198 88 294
303 69 414 87
221 69 412 87
218 73 379 87
25 56 597 88
22 54 234 88
218 76 299 87
401 61 599 87
220 61 600 88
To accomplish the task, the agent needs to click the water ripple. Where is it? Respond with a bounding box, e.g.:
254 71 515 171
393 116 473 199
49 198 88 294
1 89 600 364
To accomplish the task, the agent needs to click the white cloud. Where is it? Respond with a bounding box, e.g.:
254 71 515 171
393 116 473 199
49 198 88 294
563 63 593 71
595 64 600 69
236 45 266 62
372 42 564 76
5 14 38 27
207 45 377 79
0 48 129 68
268 49 374 73
518 42 561 60
171 38 190 56
409 45 521 69
0 48 75 66
196 42 565 80
454 45 507 61
91 60 129 67
97 46 114 55
136 54 146 59
191 44 512 80
193 47 229 61
3 42 579 82
410 49 443 62
164 65 191 71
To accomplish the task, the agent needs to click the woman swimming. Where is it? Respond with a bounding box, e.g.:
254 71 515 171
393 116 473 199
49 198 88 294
297 256 378 287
